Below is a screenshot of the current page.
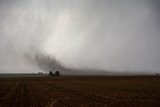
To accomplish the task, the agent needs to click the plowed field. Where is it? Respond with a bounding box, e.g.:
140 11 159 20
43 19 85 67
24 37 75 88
0 76 160 107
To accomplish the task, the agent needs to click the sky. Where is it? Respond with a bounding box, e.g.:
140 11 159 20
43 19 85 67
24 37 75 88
0 0 160 74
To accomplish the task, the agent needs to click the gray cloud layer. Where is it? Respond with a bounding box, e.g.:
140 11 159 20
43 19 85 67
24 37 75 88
0 0 160 74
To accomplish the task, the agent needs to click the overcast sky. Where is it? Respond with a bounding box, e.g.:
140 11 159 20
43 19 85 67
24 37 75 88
0 0 160 73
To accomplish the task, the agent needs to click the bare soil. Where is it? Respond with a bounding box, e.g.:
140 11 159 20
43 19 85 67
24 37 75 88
0 76 160 107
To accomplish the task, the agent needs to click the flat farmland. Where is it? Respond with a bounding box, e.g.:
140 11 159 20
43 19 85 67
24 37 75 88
0 76 160 107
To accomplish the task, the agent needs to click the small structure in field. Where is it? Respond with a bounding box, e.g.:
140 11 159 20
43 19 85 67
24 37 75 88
48 70 60 77
38 72 43 75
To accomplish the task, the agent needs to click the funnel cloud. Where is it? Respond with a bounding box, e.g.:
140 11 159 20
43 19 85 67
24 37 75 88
0 0 160 74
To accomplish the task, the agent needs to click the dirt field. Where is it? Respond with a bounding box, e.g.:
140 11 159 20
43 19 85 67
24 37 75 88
0 76 160 107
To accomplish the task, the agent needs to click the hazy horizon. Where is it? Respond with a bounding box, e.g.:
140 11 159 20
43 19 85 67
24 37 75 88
0 0 160 74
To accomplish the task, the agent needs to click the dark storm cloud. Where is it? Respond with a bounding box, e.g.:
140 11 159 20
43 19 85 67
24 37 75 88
0 0 160 74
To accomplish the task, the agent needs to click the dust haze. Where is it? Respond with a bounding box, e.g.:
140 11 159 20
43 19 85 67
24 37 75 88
0 0 160 74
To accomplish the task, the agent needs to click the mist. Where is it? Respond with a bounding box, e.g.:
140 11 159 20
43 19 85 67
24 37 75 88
0 0 160 74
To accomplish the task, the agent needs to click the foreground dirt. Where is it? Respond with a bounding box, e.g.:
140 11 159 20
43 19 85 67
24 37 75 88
0 76 160 107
